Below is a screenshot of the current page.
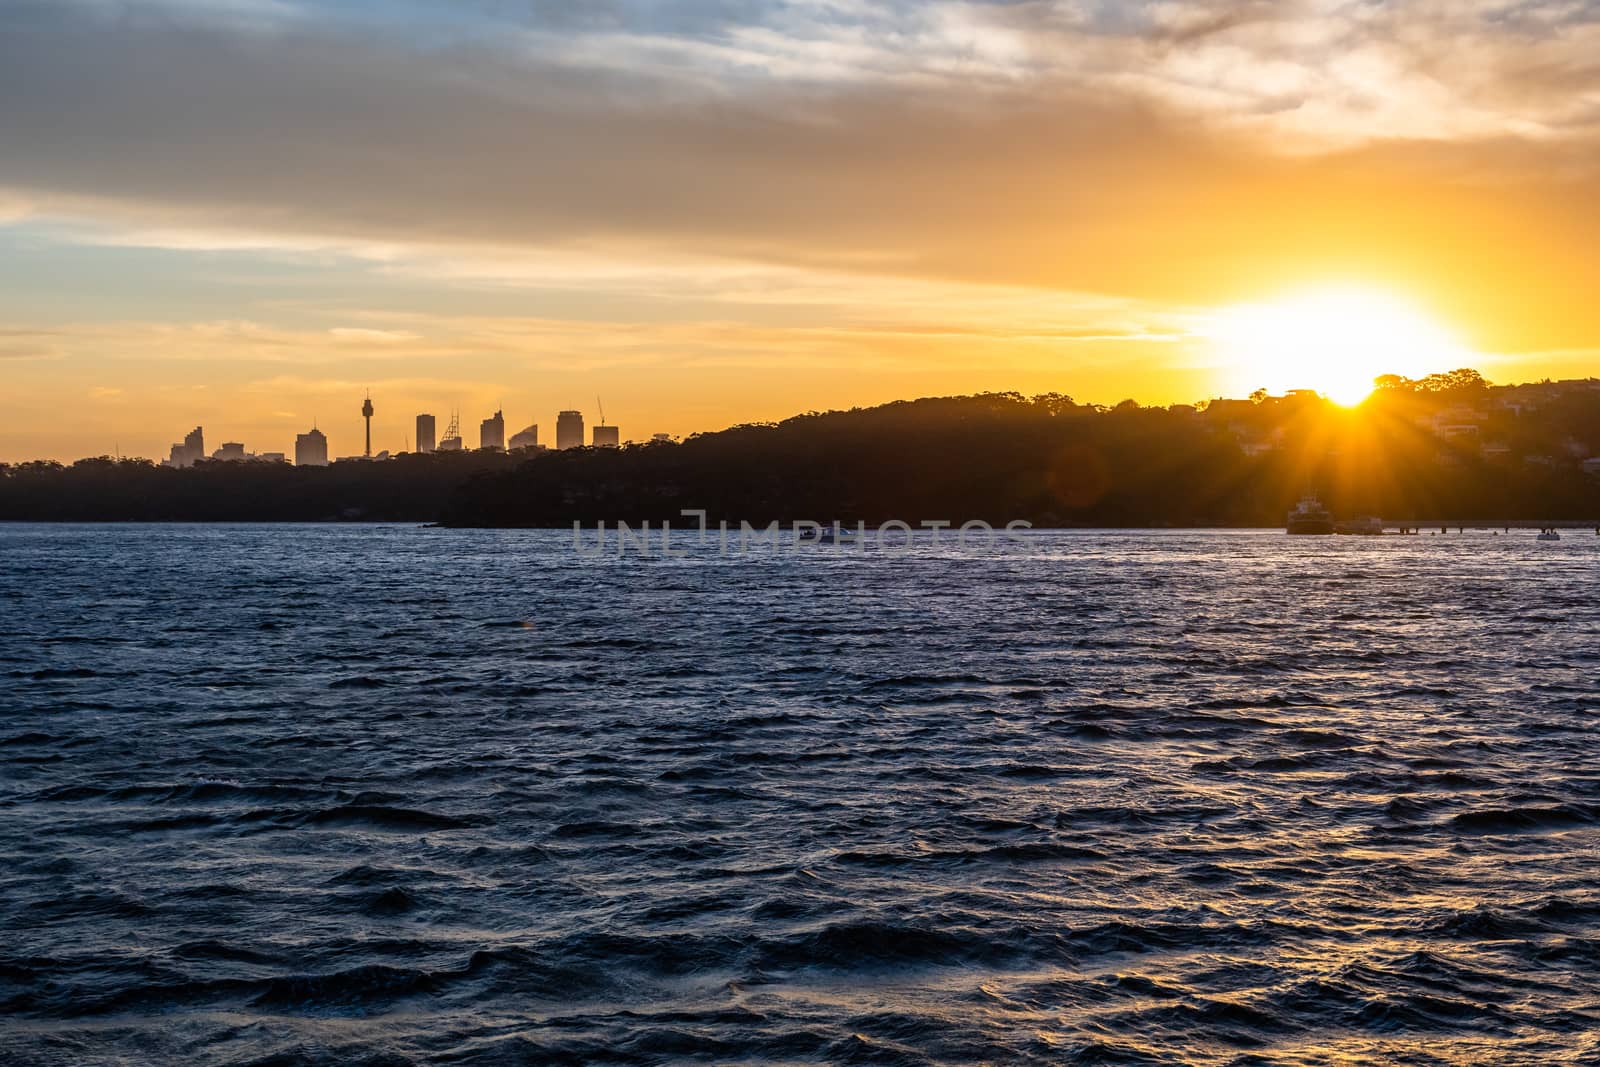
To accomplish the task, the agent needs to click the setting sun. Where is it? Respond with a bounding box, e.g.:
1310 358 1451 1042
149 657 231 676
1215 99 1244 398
1203 286 1476 405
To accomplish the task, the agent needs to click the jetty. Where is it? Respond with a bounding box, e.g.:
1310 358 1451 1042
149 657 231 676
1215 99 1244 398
1380 520 1600 535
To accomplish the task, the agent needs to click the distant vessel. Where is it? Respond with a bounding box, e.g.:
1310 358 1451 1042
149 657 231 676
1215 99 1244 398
1537 528 1562 542
1287 495 1335 535
801 526 858 544
1335 515 1385 536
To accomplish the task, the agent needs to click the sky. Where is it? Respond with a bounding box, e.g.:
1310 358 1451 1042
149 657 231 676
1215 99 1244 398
3 0 1599 461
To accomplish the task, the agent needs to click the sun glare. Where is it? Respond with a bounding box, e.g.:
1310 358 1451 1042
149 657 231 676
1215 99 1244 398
1203 286 1475 405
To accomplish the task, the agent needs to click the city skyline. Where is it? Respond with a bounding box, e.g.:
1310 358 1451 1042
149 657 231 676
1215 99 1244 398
138 394 634 465
4 2 1600 462
43 370 1599 469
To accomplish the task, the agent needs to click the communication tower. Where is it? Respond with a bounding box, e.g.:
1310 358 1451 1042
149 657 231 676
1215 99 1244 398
361 391 375 458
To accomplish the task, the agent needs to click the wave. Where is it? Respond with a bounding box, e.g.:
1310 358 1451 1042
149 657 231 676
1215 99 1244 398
1450 805 1597 833
296 805 484 831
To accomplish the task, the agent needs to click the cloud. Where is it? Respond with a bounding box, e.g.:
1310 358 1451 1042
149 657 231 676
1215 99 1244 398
241 373 503 396
2 0 1600 352
0 192 32 224
0 329 63 360
329 327 420 343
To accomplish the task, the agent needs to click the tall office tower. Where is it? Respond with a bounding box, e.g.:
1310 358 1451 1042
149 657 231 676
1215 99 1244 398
294 426 329 467
509 424 539 450
416 414 436 454
592 397 619 449
479 409 506 451
556 410 585 450
163 426 205 468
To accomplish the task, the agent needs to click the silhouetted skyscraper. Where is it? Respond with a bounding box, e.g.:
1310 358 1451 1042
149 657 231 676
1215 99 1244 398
480 409 506 451
361 393 374 458
593 425 619 448
416 414 436 454
556 410 584 450
509 424 539 450
163 426 204 468
295 426 329 467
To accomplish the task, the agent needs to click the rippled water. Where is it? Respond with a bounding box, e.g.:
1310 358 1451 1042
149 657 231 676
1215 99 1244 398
2 524 1598 1065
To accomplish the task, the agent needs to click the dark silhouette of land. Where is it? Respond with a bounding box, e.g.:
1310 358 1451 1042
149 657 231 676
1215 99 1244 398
0 450 519 523
3 372 1597 526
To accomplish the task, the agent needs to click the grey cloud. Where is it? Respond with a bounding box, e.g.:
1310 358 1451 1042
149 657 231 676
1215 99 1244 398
0 5 1170 235
2 0 1599 324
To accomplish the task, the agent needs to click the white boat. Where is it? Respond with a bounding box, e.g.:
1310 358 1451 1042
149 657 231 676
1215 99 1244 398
798 526 857 544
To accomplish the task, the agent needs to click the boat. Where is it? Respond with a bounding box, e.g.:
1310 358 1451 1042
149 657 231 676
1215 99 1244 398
1537 528 1561 542
799 525 858 544
1335 515 1386 536
1286 495 1335 535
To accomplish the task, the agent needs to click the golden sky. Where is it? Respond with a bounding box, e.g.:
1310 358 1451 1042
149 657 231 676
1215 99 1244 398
2 0 1599 460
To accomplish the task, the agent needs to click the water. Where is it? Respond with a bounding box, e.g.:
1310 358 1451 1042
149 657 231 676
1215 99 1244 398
2 524 1598 1065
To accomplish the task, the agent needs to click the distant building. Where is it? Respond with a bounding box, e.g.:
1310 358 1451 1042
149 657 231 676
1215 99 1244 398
163 426 205 468
556 410 585 450
212 442 247 461
295 427 329 467
416 414 436 454
1429 404 1484 436
651 433 673 443
593 425 619 448
509 424 539 450
437 412 463 451
258 452 286 463
1204 399 1255 421
480 409 506 451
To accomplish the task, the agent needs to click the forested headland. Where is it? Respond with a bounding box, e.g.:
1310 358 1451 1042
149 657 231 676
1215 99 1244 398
3 374 1597 526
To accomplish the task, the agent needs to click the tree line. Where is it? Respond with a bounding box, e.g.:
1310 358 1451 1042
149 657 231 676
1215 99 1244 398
3 378 1596 525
